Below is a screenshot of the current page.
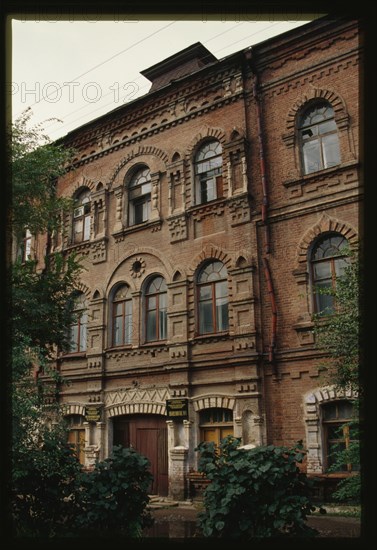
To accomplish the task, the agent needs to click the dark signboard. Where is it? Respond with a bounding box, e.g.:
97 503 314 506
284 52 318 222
166 399 188 420
85 406 101 422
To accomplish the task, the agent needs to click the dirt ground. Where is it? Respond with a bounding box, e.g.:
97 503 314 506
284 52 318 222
145 505 362 539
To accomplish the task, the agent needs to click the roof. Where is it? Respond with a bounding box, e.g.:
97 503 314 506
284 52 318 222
140 42 218 92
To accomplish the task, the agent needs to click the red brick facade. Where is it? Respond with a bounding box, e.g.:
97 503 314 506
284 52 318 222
35 17 361 499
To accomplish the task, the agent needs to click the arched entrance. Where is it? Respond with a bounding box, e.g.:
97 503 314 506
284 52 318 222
113 414 168 496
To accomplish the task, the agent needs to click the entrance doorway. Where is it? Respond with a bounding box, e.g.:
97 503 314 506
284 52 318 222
113 414 168 496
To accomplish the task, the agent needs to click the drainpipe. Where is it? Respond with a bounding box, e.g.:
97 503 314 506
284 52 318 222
246 49 277 370
253 76 270 256
263 257 277 364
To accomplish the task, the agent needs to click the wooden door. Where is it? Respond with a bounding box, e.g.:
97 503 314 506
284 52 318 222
113 415 168 496
68 429 86 464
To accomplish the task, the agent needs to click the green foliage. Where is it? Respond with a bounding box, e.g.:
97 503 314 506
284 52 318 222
9 107 75 238
327 419 361 503
11 254 82 375
11 412 82 538
313 249 361 502
313 248 360 393
74 446 154 538
9 109 86 538
196 436 319 539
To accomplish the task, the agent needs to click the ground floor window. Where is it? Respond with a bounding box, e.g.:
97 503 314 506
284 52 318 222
322 400 359 472
66 415 86 465
199 407 233 447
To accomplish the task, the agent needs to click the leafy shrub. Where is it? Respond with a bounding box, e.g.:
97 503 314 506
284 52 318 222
196 436 319 539
12 424 82 538
74 445 154 538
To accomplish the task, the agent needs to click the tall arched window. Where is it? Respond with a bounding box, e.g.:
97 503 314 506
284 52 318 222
68 292 87 352
112 284 132 346
310 233 348 315
321 400 359 472
145 276 167 342
197 261 228 334
298 102 341 175
194 140 223 204
128 166 151 225
73 188 91 243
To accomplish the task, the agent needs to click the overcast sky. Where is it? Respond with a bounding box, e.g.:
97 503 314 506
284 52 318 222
10 14 320 140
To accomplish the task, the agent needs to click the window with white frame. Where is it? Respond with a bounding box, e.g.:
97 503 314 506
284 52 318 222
68 292 88 353
111 284 133 347
73 188 91 243
145 276 167 342
197 261 229 335
194 140 223 205
17 228 32 262
128 167 151 225
298 101 341 175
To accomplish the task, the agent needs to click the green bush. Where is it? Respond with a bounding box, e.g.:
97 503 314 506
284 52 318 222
74 445 154 538
12 426 83 538
196 436 320 539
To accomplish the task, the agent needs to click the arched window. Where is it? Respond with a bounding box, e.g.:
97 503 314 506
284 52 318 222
111 284 132 346
310 234 349 315
145 276 167 342
128 167 151 225
298 102 341 175
194 140 223 204
68 292 87 352
197 261 228 334
321 400 359 472
199 407 233 446
73 188 91 243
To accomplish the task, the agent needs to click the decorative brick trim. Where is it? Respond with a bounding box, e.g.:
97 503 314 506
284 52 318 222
303 385 358 473
107 402 166 417
192 395 235 412
295 212 358 268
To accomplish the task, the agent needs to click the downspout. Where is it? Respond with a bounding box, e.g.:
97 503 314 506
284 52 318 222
246 49 277 370
253 75 270 255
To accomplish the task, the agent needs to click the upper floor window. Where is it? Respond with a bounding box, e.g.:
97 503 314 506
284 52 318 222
322 400 359 472
298 102 341 175
17 228 32 262
310 233 349 315
128 167 151 225
197 261 228 334
73 188 91 243
194 140 223 205
68 292 87 353
111 284 132 347
145 276 167 342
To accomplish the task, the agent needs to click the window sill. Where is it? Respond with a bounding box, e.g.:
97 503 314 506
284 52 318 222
63 236 107 252
59 352 87 360
112 219 162 239
190 332 229 344
283 160 359 188
187 198 226 213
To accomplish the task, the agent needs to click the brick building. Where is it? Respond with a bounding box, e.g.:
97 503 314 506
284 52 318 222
32 16 361 499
